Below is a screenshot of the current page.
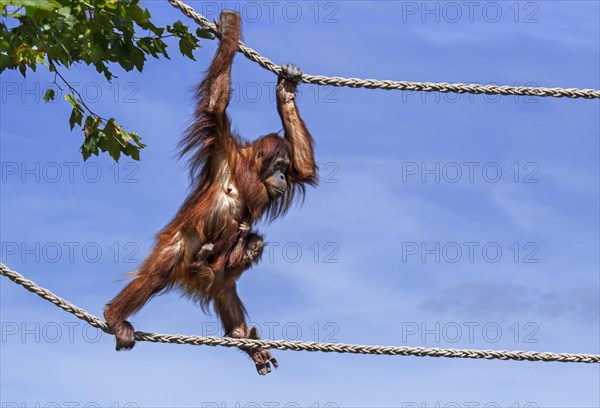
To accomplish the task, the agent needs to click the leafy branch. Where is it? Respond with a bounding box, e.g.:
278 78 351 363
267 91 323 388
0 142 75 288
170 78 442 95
1 0 214 161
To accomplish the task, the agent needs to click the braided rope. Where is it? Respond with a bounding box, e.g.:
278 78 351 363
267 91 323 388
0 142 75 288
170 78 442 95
167 0 600 100
2 263 599 364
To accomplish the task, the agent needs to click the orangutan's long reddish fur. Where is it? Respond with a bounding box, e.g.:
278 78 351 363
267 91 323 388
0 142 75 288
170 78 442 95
103 10 317 375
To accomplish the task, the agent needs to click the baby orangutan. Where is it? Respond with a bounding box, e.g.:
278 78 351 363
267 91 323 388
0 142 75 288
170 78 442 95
190 224 265 302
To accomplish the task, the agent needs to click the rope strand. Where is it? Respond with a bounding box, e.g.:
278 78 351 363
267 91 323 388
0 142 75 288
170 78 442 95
167 0 600 99
2 263 598 364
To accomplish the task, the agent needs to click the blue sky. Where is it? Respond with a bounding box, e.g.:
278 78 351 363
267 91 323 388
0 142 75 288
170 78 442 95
1 1 599 407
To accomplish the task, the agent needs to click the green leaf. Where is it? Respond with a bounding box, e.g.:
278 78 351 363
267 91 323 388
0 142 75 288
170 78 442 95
122 142 139 161
68 107 83 130
81 135 97 160
178 35 197 60
80 115 103 161
64 93 78 109
107 138 121 162
3 0 60 10
131 47 145 71
137 37 157 58
168 20 186 35
0 54 13 73
103 118 117 138
13 44 46 75
43 87 55 102
89 45 105 64
196 27 215 39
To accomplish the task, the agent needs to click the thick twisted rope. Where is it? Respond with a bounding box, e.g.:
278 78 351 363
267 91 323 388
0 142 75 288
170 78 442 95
167 0 600 100
2 263 599 364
